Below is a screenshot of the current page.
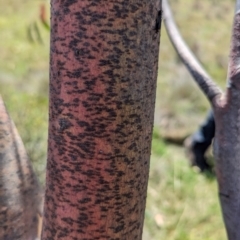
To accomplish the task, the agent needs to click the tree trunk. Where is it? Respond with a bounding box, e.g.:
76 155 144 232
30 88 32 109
0 96 43 240
41 0 161 239
163 0 240 239
213 6 240 239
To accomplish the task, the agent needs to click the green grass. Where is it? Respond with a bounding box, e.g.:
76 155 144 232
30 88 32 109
143 130 226 239
0 0 234 238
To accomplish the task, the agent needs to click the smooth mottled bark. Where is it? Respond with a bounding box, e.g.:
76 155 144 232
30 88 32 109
42 0 161 239
163 0 240 239
0 96 43 240
214 5 240 239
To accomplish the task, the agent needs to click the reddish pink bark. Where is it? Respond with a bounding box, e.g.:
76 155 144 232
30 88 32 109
42 0 161 239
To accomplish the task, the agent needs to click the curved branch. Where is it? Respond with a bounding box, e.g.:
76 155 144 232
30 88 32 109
162 0 222 103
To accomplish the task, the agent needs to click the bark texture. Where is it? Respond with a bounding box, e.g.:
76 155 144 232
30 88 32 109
42 0 161 239
163 0 240 239
213 8 240 240
0 96 43 240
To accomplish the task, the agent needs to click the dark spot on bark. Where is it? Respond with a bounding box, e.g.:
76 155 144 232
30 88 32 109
78 198 91 204
155 10 162 33
219 192 230 199
58 118 72 132
114 224 124 233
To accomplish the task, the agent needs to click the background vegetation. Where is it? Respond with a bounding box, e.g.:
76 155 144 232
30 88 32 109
0 0 235 239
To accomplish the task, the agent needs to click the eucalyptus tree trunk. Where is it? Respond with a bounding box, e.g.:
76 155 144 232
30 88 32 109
41 0 161 239
0 96 43 240
163 0 240 239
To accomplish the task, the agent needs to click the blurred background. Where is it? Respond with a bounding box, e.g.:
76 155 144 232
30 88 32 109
0 0 235 239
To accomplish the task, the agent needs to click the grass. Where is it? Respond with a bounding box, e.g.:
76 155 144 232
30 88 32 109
0 0 234 239
143 130 226 240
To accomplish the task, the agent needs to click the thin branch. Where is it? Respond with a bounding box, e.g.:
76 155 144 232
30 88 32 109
162 0 222 103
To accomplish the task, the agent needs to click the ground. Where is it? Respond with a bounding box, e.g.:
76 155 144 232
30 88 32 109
0 0 233 239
